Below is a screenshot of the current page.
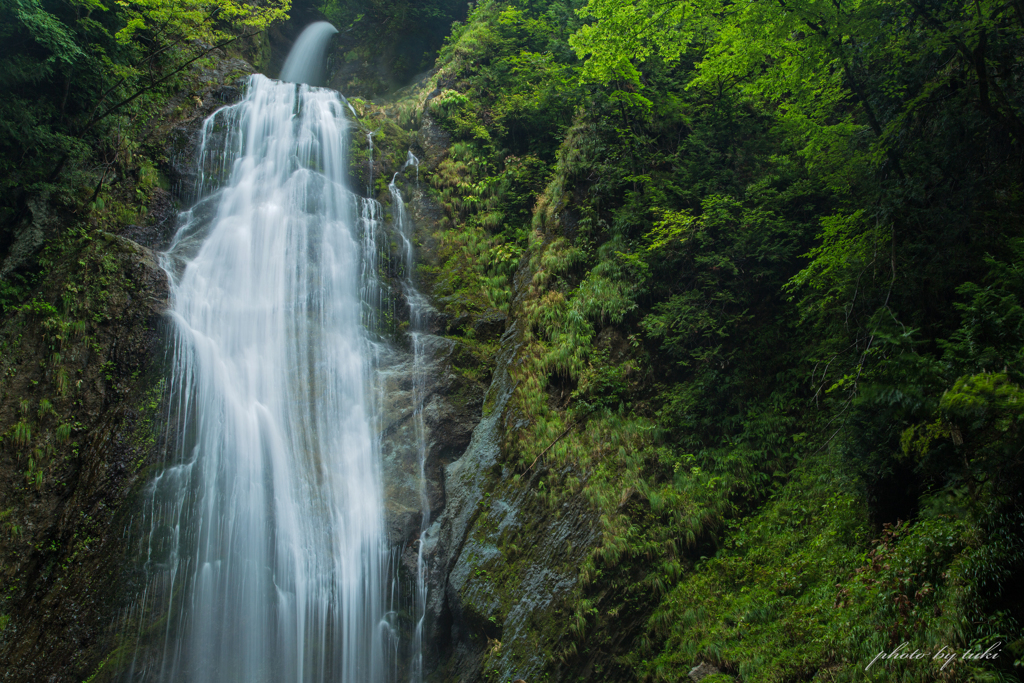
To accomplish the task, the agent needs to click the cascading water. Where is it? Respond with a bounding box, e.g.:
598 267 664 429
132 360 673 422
389 170 432 683
128 25 397 683
367 130 376 195
402 150 420 185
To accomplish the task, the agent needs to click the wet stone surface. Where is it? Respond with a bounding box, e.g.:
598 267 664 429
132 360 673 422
377 334 484 547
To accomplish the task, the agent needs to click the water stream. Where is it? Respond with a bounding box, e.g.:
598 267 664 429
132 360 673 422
127 24 406 681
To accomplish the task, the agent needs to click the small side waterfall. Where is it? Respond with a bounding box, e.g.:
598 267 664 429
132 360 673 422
389 169 432 683
403 151 420 185
367 131 377 195
128 24 399 683
359 197 386 332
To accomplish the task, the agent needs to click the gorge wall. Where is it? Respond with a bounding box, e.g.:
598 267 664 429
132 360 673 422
0 32 596 683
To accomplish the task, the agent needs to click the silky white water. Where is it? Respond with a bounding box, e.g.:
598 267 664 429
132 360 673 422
130 62 396 682
280 21 339 86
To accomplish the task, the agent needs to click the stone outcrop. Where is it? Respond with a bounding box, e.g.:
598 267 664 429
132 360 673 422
378 334 485 546
413 315 600 683
362 78 605 683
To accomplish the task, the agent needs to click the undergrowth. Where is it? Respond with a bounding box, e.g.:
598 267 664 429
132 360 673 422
417 0 1024 681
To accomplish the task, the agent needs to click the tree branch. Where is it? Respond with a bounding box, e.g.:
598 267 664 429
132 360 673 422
46 30 260 187
79 30 257 138
843 64 905 178
906 0 1024 143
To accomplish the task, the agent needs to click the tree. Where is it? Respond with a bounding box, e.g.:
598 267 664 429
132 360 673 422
0 0 289 244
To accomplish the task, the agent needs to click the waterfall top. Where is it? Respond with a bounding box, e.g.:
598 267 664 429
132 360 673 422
279 21 339 87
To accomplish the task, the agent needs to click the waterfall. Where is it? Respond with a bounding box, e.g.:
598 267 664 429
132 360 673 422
359 197 385 333
389 170 432 683
129 28 397 682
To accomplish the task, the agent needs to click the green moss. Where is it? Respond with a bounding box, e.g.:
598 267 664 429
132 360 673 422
482 387 498 417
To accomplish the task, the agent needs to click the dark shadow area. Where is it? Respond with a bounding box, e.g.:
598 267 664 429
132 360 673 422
320 0 468 97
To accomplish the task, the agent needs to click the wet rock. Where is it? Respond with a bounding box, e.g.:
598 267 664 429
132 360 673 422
404 309 602 683
212 84 242 103
415 114 450 171
119 187 178 252
689 662 722 682
378 335 485 546
472 309 507 341
441 471 599 683
411 320 520 676
0 196 60 281
158 57 255 204
448 312 472 335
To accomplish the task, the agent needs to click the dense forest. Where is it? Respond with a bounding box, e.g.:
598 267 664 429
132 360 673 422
1 0 1023 680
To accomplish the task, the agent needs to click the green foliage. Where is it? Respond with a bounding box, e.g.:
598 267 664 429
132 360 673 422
433 0 582 157
417 0 588 344
0 0 289 279
115 0 286 46
569 0 688 105
641 464 1023 681
426 0 1024 679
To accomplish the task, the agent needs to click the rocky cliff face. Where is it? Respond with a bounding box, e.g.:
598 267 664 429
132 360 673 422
412 276 600 683
373 100 603 683
378 333 485 547
0 235 169 683
348 93 594 681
